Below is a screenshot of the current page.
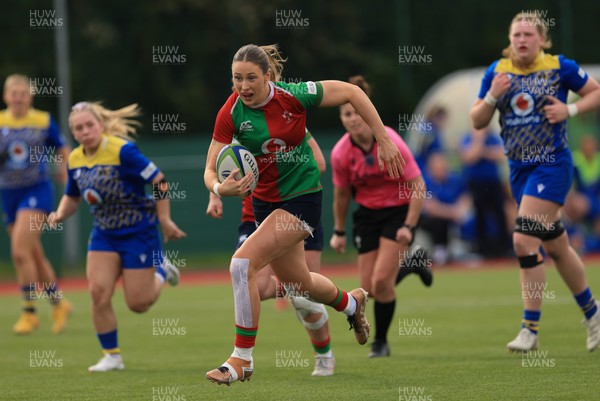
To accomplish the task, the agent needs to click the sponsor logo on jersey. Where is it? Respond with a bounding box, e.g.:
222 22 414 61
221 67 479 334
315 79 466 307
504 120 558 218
239 120 254 133
261 138 287 154
83 188 103 205
8 140 29 165
510 93 534 117
306 81 317 95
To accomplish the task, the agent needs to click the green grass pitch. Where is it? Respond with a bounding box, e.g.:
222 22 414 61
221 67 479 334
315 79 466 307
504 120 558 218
0 265 598 401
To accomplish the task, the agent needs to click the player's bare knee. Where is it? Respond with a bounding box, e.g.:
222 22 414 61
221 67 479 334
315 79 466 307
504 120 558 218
89 286 112 308
11 248 31 266
372 276 392 298
128 300 151 313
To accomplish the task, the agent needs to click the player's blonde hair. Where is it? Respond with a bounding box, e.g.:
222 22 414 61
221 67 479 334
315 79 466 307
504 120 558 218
502 11 552 61
232 44 287 82
69 101 141 142
4 74 32 93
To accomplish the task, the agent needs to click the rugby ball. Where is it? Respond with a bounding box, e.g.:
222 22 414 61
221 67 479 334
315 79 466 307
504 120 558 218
216 144 259 194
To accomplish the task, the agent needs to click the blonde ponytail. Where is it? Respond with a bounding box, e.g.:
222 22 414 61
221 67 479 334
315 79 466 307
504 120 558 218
69 101 141 142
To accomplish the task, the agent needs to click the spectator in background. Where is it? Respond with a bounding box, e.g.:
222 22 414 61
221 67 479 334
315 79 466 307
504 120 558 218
414 106 448 170
572 135 600 217
564 135 600 250
420 152 471 265
459 126 511 258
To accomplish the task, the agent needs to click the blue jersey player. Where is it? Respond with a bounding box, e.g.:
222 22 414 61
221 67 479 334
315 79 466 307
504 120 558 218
0 74 72 335
48 101 186 372
471 12 600 352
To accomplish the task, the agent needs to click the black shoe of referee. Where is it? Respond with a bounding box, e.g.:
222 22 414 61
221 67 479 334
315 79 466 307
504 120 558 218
396 245 433 287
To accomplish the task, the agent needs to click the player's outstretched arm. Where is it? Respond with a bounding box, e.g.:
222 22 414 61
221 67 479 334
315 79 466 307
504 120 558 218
319 80 405 178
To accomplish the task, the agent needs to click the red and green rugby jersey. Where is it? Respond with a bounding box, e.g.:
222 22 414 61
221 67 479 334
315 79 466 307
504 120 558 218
213 81 323 202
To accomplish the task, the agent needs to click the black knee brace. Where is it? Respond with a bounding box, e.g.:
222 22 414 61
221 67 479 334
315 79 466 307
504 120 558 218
514 217 565 242
544 219 565 241
518 254 543 269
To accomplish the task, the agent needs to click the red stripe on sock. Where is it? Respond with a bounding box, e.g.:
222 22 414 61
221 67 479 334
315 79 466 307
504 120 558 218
333 291 349 312
234 325 258 348
310 336 330 348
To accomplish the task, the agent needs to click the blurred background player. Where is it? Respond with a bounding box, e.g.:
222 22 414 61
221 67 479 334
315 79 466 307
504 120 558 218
414 105 448 171
204 44 404 385
48 101 186 371
471 11 600 352
459 126 511 259
563 135 600 252
207 130 336 376
419 152 471 265
330 75 427 357
0 74 72 335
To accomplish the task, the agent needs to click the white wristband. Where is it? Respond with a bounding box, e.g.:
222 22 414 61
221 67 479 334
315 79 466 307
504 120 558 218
212 182 221 198
484 92 497 106
567 103 579 117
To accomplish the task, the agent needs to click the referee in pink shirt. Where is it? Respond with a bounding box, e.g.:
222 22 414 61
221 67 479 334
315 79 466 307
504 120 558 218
330 76 429 358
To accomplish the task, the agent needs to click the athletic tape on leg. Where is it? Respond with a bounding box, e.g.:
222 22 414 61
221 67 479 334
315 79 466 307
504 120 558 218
291 296 329 330
230 258 253 328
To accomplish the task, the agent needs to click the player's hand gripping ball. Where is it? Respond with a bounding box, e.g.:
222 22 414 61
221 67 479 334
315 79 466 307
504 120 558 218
216 144 259 196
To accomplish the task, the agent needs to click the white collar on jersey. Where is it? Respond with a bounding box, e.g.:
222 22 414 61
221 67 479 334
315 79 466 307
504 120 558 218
247 81 275 109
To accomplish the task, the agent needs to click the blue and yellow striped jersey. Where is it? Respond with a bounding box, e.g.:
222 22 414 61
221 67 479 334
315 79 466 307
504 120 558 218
478 52 588 165
0 108 66 189
66 134 160 234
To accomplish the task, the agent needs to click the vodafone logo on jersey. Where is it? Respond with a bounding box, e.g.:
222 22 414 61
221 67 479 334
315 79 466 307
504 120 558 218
261 138 286 154
8 140 29 166
83 188 103 205
510 93 534 117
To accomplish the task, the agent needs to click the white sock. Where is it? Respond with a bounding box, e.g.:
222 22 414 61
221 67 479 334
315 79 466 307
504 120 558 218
231 346 253 361
343 294 357 316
